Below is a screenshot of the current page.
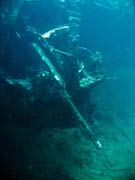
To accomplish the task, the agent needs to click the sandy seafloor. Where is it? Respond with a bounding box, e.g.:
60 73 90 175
2 92 135 180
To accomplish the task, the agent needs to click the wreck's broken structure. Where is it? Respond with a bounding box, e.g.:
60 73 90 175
0 0 104 149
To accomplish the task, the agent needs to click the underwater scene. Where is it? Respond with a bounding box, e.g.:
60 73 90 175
0 0 135 179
